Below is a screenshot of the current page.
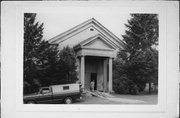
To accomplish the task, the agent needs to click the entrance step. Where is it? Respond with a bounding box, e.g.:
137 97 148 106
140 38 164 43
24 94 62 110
85 90 114 99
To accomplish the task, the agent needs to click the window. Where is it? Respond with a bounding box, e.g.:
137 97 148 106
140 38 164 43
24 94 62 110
63 86 69 90
41 88 50 94
90 28 94 31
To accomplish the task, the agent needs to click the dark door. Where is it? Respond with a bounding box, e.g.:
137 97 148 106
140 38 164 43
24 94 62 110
91 73 97 90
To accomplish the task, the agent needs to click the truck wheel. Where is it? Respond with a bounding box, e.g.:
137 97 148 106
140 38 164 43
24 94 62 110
27 101 35 104
64 97 72 104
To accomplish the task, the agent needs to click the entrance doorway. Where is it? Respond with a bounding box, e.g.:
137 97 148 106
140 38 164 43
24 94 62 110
90 73 97 90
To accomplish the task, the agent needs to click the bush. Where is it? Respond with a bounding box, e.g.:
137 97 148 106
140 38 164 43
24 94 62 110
113 74 139 95
127 81 139 95
113 79 128 94
113 75 129 94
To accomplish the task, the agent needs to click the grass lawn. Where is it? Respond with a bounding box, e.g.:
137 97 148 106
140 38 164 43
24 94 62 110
74 93 158 104
111 93 158 104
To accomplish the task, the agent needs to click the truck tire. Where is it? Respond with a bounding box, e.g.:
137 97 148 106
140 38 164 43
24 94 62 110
27 101 35 104
64 97 72 104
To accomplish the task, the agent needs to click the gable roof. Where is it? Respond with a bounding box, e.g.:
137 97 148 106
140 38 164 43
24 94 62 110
74 34 117 50
48 18 126 49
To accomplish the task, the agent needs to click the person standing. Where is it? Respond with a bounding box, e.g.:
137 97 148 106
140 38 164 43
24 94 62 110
90 80 95 92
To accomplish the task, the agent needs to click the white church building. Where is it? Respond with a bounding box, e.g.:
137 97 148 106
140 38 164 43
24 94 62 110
48 18 126 92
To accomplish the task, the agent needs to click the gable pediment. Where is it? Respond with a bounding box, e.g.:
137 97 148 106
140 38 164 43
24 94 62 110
48 18 126 50
84 38 113 50
74 34 116 51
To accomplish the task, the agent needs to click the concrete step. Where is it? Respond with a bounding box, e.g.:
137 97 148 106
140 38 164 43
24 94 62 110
86 90 113 99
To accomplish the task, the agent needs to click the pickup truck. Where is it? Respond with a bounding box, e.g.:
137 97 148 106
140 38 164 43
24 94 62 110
23 83 82 104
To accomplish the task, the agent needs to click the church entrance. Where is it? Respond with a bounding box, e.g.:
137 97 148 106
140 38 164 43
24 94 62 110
79 55 113 92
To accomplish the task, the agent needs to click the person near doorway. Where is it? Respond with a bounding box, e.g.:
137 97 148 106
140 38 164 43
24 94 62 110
90 80 95 92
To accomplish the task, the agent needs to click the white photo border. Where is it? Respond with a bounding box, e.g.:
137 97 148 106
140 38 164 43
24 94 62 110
0 2 175 117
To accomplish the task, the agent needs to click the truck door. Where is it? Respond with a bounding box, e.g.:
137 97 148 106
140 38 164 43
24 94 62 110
38 87 53 103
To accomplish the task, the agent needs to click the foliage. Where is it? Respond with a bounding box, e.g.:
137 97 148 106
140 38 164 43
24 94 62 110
56 46 78 84
113 14 158 94
24 13 77 94
113 75 138 94
24 13 47 94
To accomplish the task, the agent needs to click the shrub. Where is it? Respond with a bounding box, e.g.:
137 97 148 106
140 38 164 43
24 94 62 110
113 75 129 94
113 74 140 95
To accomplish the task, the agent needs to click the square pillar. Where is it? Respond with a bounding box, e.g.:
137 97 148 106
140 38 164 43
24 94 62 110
80 56 85 89
108 57 113 92
77 58 81 81
103 58 108 92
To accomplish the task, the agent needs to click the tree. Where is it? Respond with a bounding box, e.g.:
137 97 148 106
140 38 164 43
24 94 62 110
58 46 78 84
123 14 158 52
113 14 158 94
24 13 43 94
24 13 78 94
44 46 78 86
24 13 59 94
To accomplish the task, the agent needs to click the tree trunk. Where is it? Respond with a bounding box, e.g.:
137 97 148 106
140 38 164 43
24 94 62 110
149 82 151 94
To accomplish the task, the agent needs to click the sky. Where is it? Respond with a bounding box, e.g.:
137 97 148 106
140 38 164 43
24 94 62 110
36 6 131 41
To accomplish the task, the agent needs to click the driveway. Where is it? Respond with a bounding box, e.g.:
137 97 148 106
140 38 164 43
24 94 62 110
74 94 158 104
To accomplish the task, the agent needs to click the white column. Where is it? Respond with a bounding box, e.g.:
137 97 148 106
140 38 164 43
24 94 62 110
108 57 113 92
80 56 85 89
77 58 81 83
103 58 107 92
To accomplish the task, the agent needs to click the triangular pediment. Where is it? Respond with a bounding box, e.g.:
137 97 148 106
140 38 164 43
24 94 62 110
84 38 113 50
48 18 126 50
74 34 116 51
